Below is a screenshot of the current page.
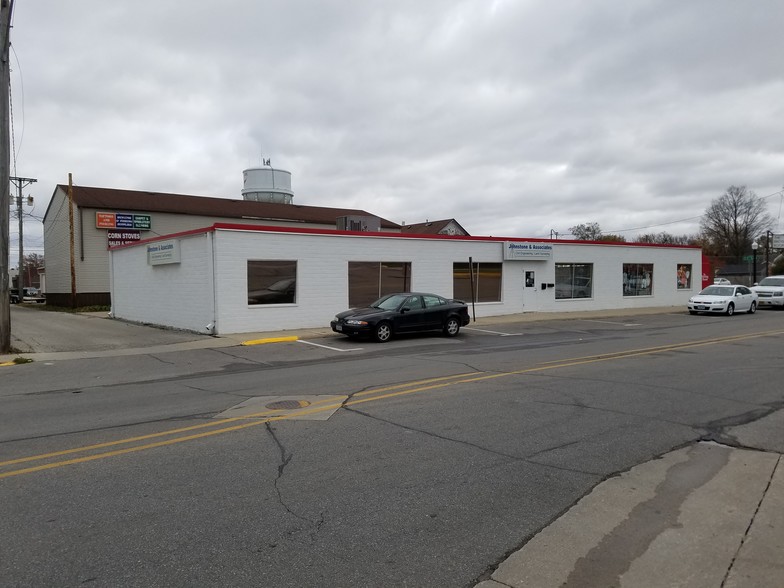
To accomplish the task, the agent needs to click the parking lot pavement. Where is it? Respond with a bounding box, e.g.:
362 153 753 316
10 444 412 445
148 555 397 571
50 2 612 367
2 305 685 363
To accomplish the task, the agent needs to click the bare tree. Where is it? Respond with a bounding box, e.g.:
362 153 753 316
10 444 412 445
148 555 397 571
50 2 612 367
569 222 603 241
634 232 698 245
22 253 44 289
699 186 772 261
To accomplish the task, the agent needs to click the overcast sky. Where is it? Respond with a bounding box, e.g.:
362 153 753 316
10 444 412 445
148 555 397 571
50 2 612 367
8 0 784 259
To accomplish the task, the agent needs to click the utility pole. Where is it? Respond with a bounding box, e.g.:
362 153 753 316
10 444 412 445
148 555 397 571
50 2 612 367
0 0 15 354
10 176 36 301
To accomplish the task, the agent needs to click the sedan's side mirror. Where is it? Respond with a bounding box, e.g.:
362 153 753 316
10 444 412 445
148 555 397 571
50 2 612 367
401 306 410 313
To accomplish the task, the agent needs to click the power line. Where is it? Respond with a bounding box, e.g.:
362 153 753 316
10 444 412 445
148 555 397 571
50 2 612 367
604 188 784 235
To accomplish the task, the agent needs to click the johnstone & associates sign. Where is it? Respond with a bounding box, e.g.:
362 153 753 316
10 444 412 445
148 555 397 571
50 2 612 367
504 241 553 260
147 240 180 265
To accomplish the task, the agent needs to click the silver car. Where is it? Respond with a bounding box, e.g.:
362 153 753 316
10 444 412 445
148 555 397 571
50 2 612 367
688 285 757 316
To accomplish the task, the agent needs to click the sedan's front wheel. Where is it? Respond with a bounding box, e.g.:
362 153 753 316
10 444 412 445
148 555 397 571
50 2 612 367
726 302 735 316
374 322 392 343
443 317 461 337
748 301 757 314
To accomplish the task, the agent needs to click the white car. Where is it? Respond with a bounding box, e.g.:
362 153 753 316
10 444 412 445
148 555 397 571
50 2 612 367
688 285 758 316
751 275 784 308
713 278 732 285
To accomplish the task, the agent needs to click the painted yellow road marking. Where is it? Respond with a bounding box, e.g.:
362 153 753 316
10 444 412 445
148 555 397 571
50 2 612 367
241 336 298 346
2 329 782 479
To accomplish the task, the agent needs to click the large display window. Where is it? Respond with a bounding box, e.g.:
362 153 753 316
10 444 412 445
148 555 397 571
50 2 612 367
555 263 593 299
247 260 297 305
348 262 411 308
453 262 502 302
623 263 653 296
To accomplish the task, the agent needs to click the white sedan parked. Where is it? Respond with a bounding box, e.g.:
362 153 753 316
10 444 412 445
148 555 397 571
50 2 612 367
687 285 758 316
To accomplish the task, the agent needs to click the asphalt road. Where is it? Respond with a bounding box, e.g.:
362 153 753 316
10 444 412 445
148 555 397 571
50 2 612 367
2 307 784 587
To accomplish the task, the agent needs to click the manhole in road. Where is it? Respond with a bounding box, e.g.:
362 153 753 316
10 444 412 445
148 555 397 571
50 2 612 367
213 395 347 421
266 399 311 410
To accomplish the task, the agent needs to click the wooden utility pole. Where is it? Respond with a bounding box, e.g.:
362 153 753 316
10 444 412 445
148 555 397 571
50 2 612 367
0 0 15 354
68 174 76 307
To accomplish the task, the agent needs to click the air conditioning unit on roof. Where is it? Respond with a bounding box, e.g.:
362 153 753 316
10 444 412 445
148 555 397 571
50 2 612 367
336 215 380 232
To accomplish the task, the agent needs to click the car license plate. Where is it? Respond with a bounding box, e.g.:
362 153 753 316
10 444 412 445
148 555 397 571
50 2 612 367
696 306 707 310
335 324 342 331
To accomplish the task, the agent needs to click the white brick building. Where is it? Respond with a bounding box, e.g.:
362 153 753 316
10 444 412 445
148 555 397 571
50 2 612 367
109 223 704 335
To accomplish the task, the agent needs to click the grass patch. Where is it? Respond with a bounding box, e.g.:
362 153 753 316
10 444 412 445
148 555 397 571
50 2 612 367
13 357 33 364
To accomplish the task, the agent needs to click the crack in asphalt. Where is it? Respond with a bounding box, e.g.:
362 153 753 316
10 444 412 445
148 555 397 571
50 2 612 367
343 406 601 477
264 423 326 542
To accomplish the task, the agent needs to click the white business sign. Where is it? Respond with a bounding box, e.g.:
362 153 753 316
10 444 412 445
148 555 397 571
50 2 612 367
147 240 180 265
504 241 553 260
772 233 784 249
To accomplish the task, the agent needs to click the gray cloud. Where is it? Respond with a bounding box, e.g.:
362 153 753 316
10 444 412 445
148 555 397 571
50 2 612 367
8 0 784 260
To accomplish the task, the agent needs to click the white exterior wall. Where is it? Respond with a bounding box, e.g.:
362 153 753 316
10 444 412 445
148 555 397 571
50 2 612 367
42 188 77 295
110 233 215 333
212 230 516 334
109 227 702 335
538 242 701 311
45 185 381 297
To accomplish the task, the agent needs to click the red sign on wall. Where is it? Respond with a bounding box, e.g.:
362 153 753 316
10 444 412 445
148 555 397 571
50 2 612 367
96 212 116 228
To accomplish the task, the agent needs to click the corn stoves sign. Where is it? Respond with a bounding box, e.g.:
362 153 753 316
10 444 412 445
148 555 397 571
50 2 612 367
504 241 553 260
107 230 141 247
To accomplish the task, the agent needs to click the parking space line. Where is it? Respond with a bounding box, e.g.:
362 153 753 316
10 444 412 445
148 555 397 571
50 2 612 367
464 327 521 336
297 340 362 352
581 320 642 326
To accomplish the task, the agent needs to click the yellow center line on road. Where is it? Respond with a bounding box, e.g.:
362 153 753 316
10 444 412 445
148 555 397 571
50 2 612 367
2 329 782 479
0 372 475 470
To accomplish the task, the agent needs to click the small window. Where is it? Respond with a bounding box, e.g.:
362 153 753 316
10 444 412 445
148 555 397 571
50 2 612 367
677 264 692 289
405 295 424 310
248 261 297 305
423 294 446 308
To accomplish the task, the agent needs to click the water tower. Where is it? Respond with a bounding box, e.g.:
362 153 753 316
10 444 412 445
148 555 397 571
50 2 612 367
241 162 294 204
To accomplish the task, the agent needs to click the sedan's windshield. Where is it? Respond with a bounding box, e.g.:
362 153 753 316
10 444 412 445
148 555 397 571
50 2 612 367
372 294 408 310
758 277 784 287
700 286 733 296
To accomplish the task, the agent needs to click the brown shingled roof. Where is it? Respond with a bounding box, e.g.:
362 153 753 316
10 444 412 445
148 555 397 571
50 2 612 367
49 185 400 228
401 219 469 235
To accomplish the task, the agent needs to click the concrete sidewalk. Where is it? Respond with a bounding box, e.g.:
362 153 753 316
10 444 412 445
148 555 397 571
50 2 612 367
476 440 784 588
3 305 783 586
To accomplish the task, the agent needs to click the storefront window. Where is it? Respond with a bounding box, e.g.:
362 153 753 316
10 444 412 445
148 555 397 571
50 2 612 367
453 262 502 302
555 263 593 299
677 264 692 289
623 263 653 296
247 260 297 305
349 262 411 307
